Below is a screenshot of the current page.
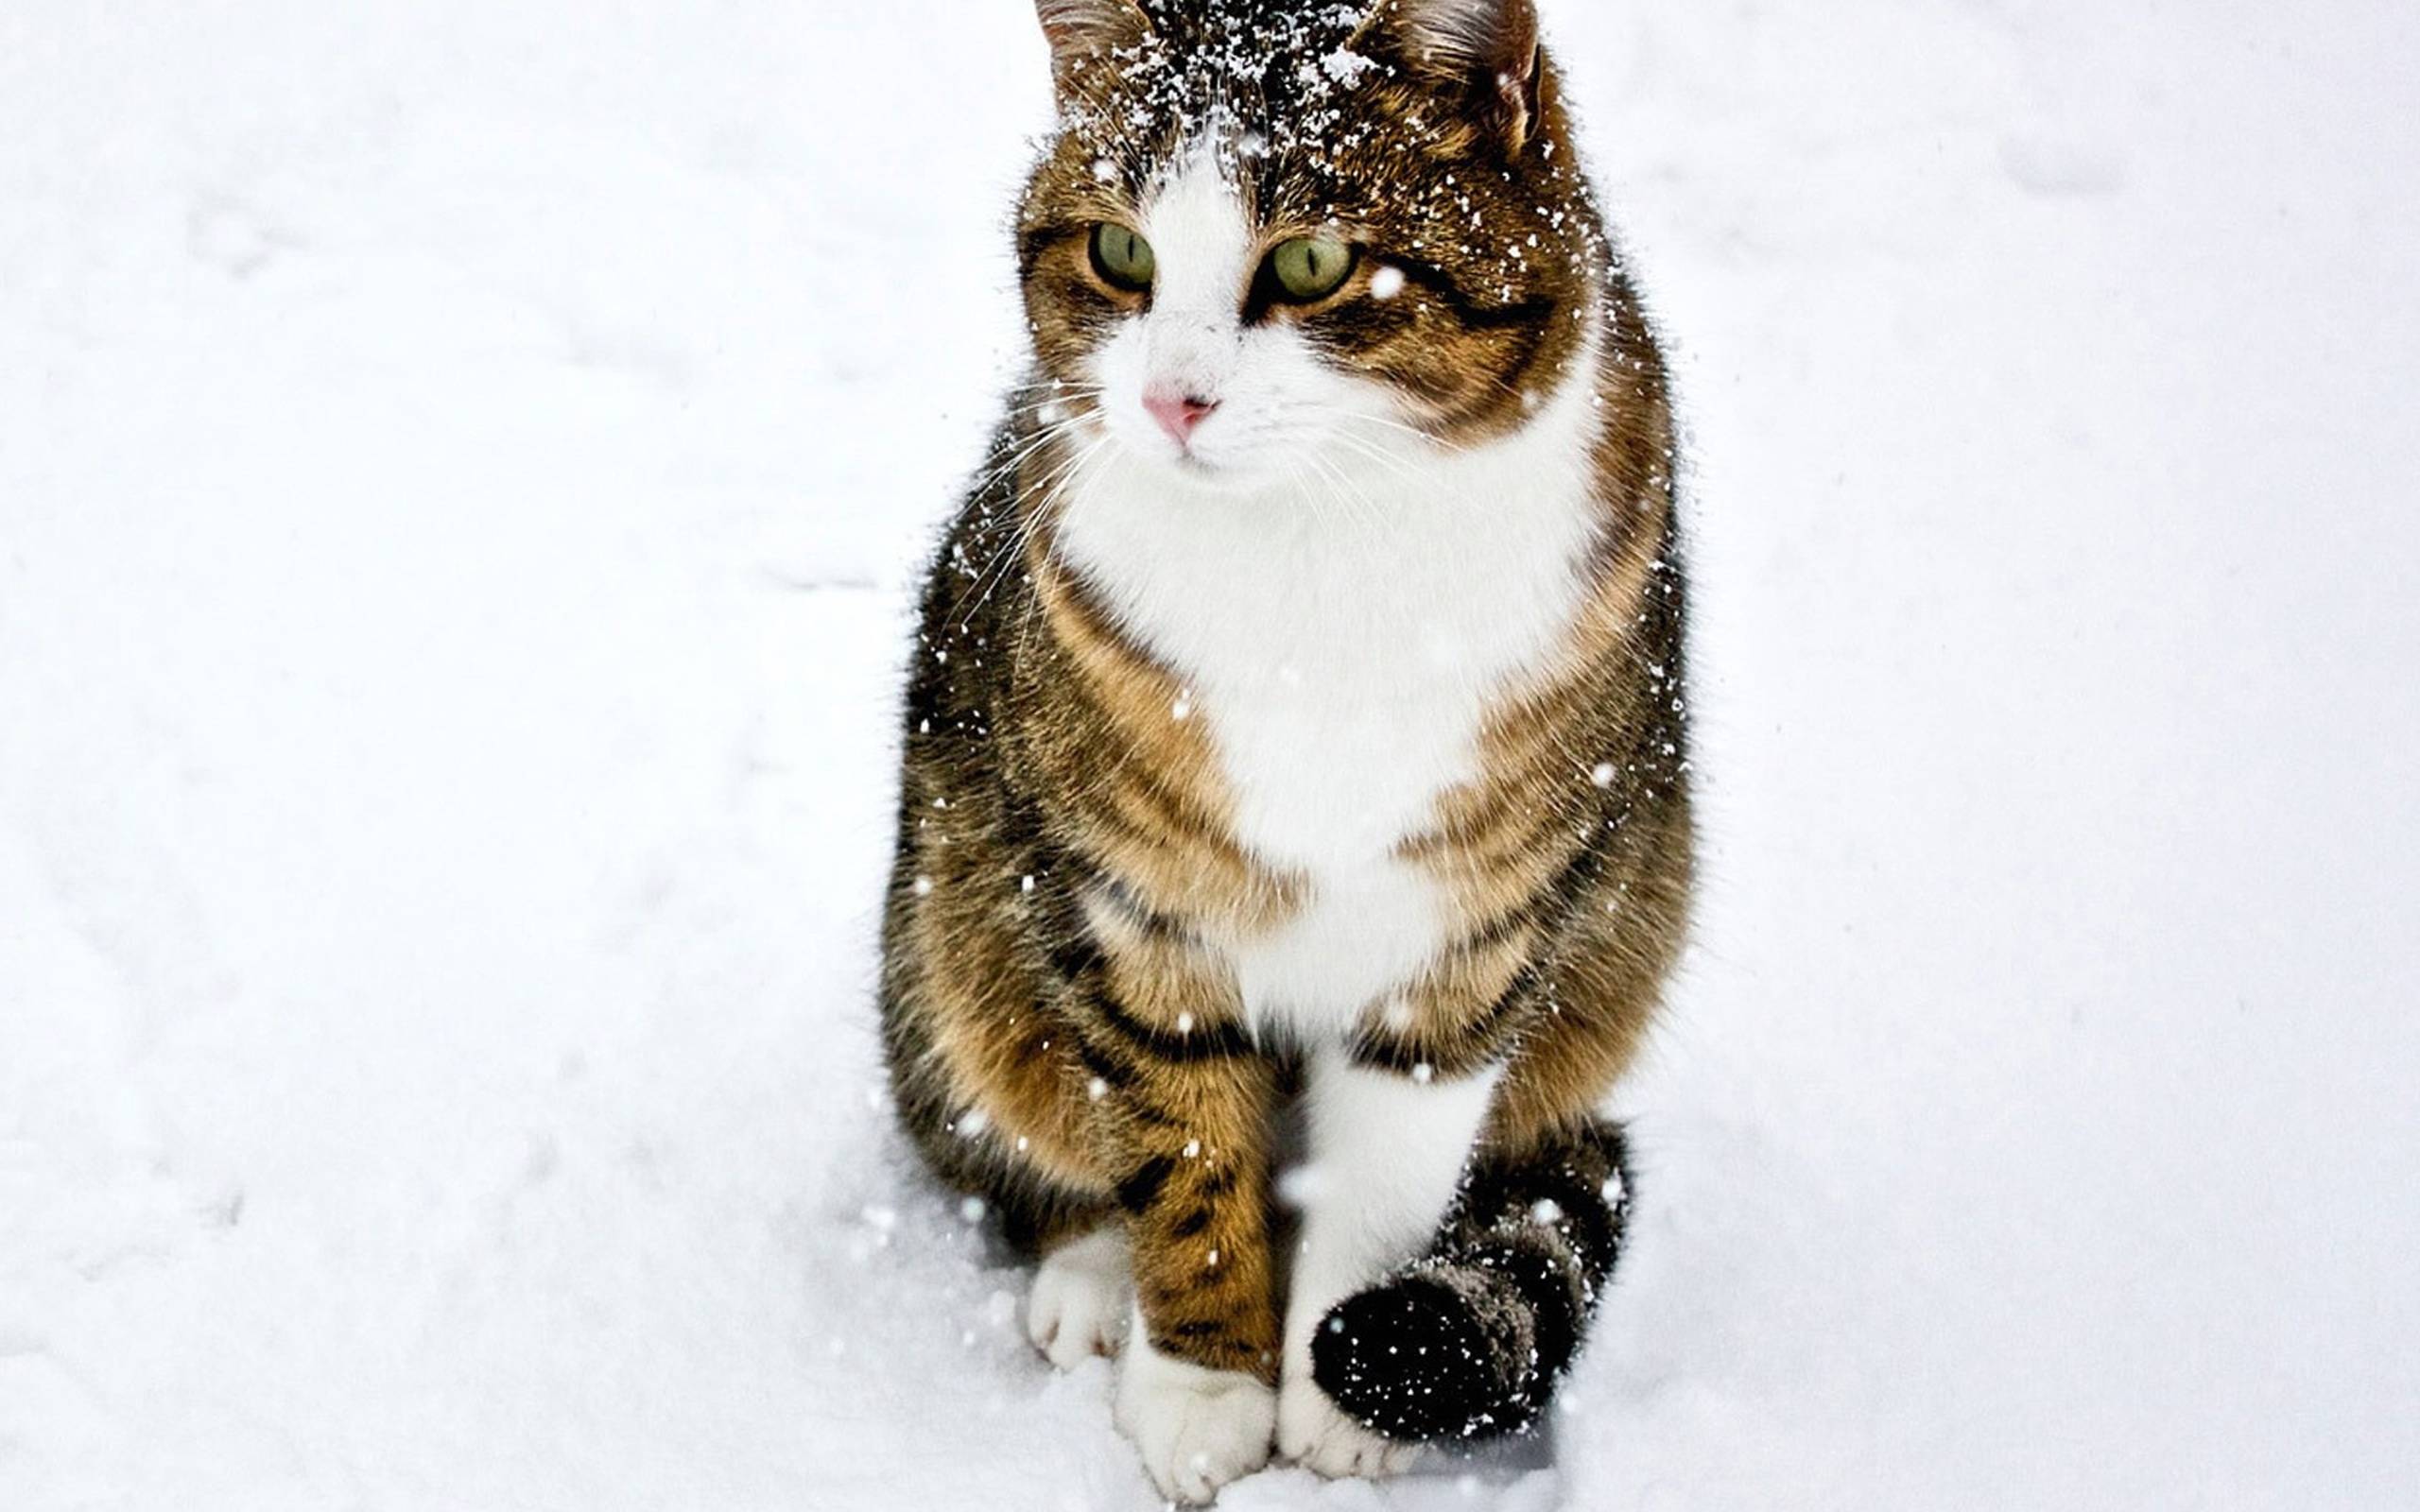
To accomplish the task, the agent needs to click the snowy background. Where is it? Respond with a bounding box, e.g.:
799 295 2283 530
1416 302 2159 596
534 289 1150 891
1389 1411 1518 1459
5 1 2417 1507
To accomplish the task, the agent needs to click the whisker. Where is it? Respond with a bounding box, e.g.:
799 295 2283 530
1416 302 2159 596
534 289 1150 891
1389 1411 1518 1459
945 423 1101 627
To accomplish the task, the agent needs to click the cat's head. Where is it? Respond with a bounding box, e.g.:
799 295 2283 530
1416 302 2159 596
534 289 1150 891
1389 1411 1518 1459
1017 0 1604 488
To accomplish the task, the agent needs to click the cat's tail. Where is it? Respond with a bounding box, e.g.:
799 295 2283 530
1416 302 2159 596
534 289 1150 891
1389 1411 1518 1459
1310 1117 1633 1443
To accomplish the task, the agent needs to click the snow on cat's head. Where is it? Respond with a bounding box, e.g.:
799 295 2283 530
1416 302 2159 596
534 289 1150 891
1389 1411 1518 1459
1017 0 1605 485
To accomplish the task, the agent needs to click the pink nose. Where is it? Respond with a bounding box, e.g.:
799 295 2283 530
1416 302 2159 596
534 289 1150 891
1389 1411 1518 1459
1143 390 1219 447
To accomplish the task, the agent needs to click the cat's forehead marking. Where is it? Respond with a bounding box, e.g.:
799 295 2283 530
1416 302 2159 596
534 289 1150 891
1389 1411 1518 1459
1143 146 1255 318
1058 1 1377 184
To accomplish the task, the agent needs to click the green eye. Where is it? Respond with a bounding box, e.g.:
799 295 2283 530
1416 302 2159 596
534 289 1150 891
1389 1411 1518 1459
1268 235 1358 302
1089 223 1155 292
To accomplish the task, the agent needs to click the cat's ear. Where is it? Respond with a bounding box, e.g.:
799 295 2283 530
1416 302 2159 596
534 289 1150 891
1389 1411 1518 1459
1364 0 1544 155
1035 0 1150 94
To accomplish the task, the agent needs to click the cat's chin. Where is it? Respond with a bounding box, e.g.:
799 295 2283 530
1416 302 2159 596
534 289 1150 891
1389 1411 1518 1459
1115 442 1270 492
1122 434 1352 496
1167 451 1256 486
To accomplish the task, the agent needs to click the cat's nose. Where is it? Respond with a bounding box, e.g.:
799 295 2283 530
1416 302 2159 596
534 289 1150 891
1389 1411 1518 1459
1143 389 1219 448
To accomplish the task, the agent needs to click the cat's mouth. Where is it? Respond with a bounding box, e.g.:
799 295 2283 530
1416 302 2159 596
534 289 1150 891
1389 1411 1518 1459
1099 412 1250 484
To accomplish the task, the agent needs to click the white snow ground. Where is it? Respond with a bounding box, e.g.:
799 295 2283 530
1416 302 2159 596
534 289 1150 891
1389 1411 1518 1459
4 1 2417 1507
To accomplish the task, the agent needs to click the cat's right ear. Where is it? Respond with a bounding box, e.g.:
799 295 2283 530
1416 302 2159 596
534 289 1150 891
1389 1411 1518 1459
1036 0 1150 94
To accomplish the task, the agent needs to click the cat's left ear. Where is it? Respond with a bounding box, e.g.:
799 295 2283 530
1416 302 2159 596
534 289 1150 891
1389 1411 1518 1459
1365 0 1544 155
1035 0 1150 94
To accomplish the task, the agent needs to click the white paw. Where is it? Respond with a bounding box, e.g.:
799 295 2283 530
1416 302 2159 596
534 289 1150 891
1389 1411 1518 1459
1028 1228 1132 1370
1115 1324 1276 1504
1278 1373 1425 1482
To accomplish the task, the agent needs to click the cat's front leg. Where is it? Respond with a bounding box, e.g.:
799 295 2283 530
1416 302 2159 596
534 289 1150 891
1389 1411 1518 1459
1278 1043 1501 1479
1084 992 1282 1503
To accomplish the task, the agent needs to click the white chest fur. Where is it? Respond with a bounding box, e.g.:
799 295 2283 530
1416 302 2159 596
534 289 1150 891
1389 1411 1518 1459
1054 359 1606 1038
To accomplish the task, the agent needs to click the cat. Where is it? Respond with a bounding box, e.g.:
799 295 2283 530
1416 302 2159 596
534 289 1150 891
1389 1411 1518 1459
879 0 1691 1501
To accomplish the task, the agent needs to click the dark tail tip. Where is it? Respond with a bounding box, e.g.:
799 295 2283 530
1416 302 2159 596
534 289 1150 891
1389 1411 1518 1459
1310 1118 1635 1445
1310 1270 1539 1443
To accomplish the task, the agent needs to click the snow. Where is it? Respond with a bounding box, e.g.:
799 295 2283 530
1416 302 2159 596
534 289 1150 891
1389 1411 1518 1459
4 1 2417 1509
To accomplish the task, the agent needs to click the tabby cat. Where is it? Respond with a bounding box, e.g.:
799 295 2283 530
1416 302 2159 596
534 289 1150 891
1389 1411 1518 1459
879 0 1690 1500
